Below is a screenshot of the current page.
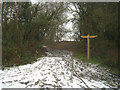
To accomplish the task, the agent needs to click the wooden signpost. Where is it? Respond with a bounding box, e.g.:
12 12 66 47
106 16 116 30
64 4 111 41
81 34 97 60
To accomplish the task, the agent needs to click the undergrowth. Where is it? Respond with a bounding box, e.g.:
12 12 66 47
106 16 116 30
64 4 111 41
2 42 46 67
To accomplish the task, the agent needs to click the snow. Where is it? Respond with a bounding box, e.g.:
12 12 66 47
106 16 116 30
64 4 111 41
0 47 119 89
1 57 112 89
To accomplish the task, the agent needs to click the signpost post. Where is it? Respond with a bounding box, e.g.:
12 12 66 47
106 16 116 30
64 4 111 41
81 34 97 60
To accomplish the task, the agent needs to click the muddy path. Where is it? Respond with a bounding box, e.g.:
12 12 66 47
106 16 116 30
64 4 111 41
0 46 119 88
44 46 119 88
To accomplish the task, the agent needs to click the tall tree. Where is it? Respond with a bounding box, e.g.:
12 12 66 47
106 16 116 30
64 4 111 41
2 2 68 46
70 2 118 43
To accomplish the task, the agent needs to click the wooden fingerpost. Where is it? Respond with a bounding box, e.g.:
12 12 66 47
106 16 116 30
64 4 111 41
81 34 97 60
87 34 90 60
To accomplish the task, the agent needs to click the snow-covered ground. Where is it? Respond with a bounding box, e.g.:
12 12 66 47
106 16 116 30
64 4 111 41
0 47 119 89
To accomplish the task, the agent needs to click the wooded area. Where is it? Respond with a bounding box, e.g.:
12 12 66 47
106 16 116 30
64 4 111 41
2 2 119 73
2 2 68 66
70 2 119 73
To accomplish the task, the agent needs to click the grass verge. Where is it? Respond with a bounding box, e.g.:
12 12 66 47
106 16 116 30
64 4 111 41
74 53 120 75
